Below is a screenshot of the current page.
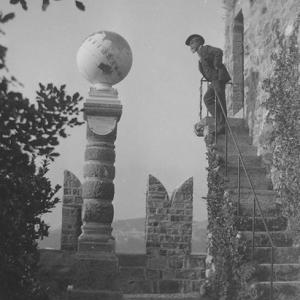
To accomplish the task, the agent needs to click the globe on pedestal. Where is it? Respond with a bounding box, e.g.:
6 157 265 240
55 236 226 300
76 31 133 88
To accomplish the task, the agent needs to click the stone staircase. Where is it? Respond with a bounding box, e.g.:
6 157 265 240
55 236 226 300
124 116 300 300
207 117 300 300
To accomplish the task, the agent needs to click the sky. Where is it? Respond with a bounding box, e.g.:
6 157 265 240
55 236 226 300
2 0 225 229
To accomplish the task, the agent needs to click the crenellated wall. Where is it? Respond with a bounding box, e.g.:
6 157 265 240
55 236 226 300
146 175 193 270
49 173 206 297
38 250 206 298
143 175 203 293
223 0 300 155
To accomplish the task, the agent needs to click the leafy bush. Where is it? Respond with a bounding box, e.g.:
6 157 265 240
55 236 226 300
0 3 84 299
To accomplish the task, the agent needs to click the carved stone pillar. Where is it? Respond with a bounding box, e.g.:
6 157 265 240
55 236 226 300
78 87 121 255
68 30 132 300
68 87 122 299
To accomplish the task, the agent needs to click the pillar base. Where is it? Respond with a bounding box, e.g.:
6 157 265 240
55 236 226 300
78 238 115 253
67 252 122 300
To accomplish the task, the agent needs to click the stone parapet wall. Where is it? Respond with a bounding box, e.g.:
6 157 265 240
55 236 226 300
223 0 300 155
38 250 206 298
51 173 205 297
118 253 205 294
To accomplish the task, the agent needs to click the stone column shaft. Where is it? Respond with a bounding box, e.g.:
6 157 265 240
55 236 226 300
68 89 123 300
70 30 132 300
78 88 122 255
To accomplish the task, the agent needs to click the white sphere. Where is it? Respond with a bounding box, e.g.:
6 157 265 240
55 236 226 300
77 31 133 86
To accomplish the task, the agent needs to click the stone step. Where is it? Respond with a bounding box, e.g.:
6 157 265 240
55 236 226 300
242 231 293 247
229 188 278 199
226 154 262 168
216 131 253 147
230 189 281 217
225 180 272 191
197 117 251 141
224 164 273 190
227 165 271 184
214 129 257 153
227 164 267 175
249 281 300 300
252 247 300 264
235 216 287 231
256 264 300 281
124 293 200 300
217 143 258 157
225 169 273 190
225 117 247 129
199 116 248 132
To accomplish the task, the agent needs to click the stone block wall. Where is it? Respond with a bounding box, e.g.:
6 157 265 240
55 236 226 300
223 0 300 154
39 173 206 297
118 253 205 294
145 175 198 292
38 250 206 298
61 170 83 251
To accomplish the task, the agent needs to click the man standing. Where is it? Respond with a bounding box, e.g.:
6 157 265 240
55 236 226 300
185 34 231 134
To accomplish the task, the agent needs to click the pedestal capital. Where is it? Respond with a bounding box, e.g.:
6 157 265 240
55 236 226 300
84 88 122 136
84 102 122 120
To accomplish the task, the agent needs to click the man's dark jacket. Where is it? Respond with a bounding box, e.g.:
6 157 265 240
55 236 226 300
197 45 231 83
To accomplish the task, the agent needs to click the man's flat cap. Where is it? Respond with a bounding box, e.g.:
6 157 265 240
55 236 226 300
185 34 205 46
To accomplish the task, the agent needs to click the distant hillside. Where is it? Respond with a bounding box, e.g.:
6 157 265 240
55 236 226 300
38 218 207 253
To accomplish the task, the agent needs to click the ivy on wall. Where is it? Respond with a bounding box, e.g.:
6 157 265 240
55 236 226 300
262 15 300 242
203 134 256 300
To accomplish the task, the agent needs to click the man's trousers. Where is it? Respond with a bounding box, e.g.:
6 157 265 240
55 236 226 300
203 80 227 129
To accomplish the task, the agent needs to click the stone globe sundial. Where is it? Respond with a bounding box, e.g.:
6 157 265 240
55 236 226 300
69 31 132 300
75 29 132 253
76 30 132 135
77 31 133 90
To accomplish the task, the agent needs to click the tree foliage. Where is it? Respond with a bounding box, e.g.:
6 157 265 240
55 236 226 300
0 3 84 299
9 0 85 11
